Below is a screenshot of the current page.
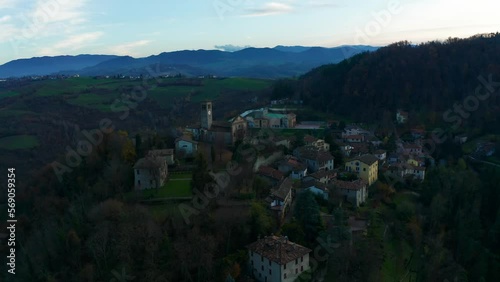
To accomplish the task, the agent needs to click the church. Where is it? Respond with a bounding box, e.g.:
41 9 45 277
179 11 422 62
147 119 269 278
186 101 248 145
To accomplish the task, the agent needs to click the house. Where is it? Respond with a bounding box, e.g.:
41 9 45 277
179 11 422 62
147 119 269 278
304 135 330 151
147 149 175 165
247 235 311 282
402 143 423 155
257 166 285 185
294 146 334 172
332 179 368 207
344 135 364 143
338 143 354 157
373 150 387 162
277 156 308 180
342 125 368 138
133 156 168 190
345 154 379 186
247 108 297 129
396 110 408 124
175 136 198 158
268 177 294 221
302 180 329 200
303 170 337 184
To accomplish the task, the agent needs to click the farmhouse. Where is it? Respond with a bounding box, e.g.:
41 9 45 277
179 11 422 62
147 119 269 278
133 156 168 190
333 179 367 207
293 146 334 172
147 149 175 165
267 177 294 221
247 235 311 282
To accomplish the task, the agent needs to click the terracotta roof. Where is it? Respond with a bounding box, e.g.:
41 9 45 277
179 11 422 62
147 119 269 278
133 157 165 169
332 179 367 191
304 135 318 143
272 177 293 200
247 236 311 265
298 147 334 162
258 166 284 181
309 170 337 180
348 154 379 166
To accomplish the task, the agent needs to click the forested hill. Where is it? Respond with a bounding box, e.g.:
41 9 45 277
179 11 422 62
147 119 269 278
296 33 500 127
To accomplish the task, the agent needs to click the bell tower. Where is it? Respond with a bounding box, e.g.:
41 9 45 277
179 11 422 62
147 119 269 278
201 101 213 129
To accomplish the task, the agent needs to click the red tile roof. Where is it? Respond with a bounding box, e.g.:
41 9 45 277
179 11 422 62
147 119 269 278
246 236 311 265
258 166 284 181
332 179 367 191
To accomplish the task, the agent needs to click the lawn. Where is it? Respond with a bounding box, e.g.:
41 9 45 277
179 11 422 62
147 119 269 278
141 174 193 199
0 135 39 150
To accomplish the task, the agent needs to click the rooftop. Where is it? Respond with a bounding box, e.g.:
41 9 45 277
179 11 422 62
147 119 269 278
258 166 284 181
348 154 379 166
272 177 293 200
133 156 166 169
246 235 312 265
332 179 367 191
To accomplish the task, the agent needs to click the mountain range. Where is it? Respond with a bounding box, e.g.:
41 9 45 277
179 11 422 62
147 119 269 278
0 45 378 79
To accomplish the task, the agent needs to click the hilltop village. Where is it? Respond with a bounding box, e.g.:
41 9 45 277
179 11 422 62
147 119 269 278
131 99 433 281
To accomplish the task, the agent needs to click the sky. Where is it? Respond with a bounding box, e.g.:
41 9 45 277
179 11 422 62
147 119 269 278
0 0 499 64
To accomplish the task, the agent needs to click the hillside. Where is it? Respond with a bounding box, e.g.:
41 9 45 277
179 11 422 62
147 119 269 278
296 33 500 132
0 45 377 79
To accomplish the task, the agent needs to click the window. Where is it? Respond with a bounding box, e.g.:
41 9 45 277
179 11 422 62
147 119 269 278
261 256 263 262
284 263 286 270
137 180 141 185
295 259 298 264
261 265 263 271
269 269 271 275
284 273 287 279
301 266 303 271
269 260 271 266
136 169 140 175
363 168 366 171
150 180 153 185
296 269 298 274
301 256 303 263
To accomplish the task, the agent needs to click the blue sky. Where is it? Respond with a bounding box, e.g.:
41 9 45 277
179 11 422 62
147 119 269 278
0 0 499 64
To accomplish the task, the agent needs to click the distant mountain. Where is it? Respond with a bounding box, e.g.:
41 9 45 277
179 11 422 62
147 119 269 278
0 55 118 78
0 46 378 79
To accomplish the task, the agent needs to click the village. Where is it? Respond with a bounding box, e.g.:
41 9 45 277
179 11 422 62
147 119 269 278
128 100 436 282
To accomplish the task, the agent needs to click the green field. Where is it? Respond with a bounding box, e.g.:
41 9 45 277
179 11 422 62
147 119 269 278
139 173 193 199
0 135 39 150
10 77 273 111
0 91 19 99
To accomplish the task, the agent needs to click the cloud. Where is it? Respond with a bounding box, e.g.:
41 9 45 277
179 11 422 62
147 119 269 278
37 31 103 55
214 44 252 52
242 2 293 17
107 40 152 56
0 15 11 23
28 0 88 24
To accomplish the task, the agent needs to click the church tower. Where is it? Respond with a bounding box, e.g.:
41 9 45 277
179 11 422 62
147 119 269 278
201 101 213 129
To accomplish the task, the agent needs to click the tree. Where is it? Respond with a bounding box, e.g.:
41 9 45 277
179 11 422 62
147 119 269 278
294 191 323 243
248 202 274 240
